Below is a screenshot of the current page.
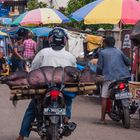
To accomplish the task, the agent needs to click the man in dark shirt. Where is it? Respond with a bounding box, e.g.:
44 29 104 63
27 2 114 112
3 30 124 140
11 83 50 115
11 37 24 72
96 36 130 124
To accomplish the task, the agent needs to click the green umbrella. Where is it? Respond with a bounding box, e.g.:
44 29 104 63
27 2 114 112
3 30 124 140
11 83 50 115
11 12 27 26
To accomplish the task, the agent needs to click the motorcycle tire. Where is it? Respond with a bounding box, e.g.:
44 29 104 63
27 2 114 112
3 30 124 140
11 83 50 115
107 100 121 122
122 107 130 129
108 112 120 122
41 136 48 140
139 109 140 119
49 124 59 140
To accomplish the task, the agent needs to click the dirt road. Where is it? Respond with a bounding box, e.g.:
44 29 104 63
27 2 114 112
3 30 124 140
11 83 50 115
0 84 140 140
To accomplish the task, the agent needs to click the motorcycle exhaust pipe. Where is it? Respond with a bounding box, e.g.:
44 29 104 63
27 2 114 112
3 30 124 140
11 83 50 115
67 122 77 131
63 122 77 137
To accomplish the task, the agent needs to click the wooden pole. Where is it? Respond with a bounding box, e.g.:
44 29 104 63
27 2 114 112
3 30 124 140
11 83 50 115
10 84 97 95
119 22 122 48
136 46 140 81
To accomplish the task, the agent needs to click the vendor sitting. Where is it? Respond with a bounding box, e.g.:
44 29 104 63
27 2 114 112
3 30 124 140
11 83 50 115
0 52 7 74
0 57 6 74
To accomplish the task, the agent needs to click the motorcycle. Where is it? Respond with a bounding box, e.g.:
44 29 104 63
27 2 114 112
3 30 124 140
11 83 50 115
30 85 77 140
106 78 138 129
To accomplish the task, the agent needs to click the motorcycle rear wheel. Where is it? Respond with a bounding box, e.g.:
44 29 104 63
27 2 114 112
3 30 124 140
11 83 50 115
122 107 130 129
49 124 59 140
139 109 140 119
41 136 48 140
107 100 121 122
108 112 120 122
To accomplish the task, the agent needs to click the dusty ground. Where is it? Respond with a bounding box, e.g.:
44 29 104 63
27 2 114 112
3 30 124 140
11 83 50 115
0 84 140 140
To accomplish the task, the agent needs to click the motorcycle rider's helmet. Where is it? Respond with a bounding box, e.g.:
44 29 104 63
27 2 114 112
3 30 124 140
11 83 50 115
48 27 68 50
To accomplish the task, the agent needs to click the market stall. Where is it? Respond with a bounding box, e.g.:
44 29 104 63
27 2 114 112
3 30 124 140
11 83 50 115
0 31 11 76
129 20 140 117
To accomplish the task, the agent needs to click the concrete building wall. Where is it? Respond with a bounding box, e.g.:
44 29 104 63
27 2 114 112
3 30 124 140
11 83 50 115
38 0 69 9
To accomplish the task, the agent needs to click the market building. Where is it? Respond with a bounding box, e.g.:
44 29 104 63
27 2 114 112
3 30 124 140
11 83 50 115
0 0 27 17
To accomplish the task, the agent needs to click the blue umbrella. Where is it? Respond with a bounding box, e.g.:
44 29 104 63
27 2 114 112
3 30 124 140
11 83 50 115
31 27 53 37
70 0 102 21
2 27 20 35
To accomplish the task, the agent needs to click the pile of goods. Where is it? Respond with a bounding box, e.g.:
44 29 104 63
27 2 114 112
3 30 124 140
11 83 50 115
1 66 104 100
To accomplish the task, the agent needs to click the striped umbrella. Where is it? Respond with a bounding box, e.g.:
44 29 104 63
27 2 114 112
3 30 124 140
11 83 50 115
70 0 140 25
12 8 69 26
11 12 27 26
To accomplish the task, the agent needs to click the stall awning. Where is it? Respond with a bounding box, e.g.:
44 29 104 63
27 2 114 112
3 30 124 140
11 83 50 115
2 0 27 7
2 26 53 37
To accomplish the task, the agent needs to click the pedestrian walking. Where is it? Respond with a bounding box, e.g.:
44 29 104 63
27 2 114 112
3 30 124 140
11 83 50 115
11 37 24 72
23 33 37 60
22 33 37 71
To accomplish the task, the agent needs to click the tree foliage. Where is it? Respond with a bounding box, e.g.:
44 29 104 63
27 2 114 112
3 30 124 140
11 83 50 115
27 0 47 11
62 0 93 30
66 0 93 15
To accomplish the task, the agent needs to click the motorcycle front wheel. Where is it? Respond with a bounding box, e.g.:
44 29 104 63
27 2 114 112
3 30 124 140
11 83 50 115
122 107 130 129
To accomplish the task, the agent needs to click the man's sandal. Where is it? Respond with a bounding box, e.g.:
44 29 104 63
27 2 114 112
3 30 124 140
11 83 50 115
96 119 107 125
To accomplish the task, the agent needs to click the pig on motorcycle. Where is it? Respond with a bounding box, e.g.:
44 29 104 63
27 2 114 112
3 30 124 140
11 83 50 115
16 27 77 140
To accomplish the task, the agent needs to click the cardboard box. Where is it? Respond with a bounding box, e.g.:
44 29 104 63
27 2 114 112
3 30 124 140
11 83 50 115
129 81 140 99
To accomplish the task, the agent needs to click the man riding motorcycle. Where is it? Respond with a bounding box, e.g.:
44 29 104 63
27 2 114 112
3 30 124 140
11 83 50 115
96 36 131 124
16 28 77 140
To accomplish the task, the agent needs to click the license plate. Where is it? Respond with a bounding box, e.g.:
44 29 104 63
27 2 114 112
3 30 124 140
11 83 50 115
43 108 66 116
115 92 132 100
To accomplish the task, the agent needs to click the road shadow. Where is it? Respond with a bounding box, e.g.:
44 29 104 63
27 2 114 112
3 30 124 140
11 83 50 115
74 115 96 124
92 118 140 130
79 95 140 130
130 117 140 131
79 95 101 105
0 135 15 140
0 135 40 140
